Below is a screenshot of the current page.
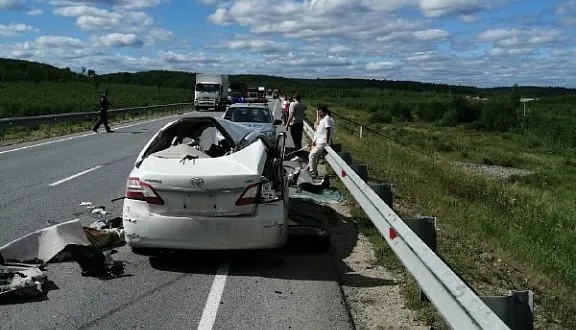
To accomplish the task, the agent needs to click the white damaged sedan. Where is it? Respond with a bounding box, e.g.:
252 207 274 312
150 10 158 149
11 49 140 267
123 116 288 253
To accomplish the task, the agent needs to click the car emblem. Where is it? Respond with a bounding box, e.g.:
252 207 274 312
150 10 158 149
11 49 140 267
190 177 205 188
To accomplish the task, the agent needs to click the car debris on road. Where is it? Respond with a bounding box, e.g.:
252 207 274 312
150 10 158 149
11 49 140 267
0 262 47 301
0 212 128 302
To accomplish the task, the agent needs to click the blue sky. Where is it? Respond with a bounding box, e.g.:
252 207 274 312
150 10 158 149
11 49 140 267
0 0 575 87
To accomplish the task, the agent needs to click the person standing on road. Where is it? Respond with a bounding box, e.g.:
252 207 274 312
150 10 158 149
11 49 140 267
306 106 334 177
92 90 113 133
285 92 306 161
282 95 291 125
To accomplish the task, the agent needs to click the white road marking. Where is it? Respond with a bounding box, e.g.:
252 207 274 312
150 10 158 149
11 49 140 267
48 165 103 186
0 113 187 156
197 261 230 330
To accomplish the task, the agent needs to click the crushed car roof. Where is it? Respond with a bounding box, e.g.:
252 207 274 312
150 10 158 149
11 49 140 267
172 116 257 145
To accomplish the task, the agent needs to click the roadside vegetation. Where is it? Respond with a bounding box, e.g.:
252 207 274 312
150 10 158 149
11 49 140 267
0 59 193 118
308 90 576 329
0 82 191 118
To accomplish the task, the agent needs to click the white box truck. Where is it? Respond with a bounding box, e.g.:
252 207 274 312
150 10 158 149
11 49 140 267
194 74 229 111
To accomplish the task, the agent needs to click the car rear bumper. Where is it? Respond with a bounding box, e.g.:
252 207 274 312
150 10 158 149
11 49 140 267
123 200 288 250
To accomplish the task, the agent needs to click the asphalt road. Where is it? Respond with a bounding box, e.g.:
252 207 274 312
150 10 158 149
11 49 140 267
0 99 353 330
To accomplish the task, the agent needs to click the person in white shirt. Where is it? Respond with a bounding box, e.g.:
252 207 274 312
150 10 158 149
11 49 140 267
281 96 291 125
306 106 334 176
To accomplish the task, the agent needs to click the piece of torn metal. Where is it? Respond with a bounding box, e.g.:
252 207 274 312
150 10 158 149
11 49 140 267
90 207 107 215
0 219 91 264
83 227 125 250
0 264 47 300
87 217 123 230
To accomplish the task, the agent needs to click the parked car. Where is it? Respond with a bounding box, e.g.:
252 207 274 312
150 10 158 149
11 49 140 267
123 116 288 253
222 103 282 147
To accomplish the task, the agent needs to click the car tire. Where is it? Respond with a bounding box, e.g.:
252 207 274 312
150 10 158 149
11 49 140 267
286 225 331 253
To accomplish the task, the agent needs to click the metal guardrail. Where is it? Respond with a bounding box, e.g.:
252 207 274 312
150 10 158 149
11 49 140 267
0 103 193 134
302 121 510 330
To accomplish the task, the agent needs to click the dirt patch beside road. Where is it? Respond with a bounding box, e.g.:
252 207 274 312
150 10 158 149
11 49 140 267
327 201 428 330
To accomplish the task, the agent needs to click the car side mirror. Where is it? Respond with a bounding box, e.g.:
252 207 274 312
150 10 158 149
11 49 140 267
273 119 282 125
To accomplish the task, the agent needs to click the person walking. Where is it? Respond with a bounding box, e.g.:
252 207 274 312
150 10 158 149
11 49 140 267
92 90 113 133
306 106 334 177
285 92 306 161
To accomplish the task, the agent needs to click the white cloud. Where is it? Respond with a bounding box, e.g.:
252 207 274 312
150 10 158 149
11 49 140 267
413 29 450 40
0 0 23 10
53 5 155 32
556 1 576 26
43 0 165 9
34 36 85 48
419 0 483 17
209 8 232 25
459 14 479 23
0 23 38 37
419 0 507 18
26 8 44 15
478 28 562 51
366 61 395 71
328 45 352 54
53 5 108 17
98 33 144 47
224 39 287 53
158 51 220 65
478 28 517 41
147 28 172 42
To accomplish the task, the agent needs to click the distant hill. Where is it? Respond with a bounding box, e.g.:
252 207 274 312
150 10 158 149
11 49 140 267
2 58 576 98
0 58 84 83
101 70 196 89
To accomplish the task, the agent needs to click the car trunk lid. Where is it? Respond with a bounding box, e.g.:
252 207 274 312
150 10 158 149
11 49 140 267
136 140 267 217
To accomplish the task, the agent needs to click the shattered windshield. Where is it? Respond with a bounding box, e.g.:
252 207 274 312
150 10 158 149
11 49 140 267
142 119 234 159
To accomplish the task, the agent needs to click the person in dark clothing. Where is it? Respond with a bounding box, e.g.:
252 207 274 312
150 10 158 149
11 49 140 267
92 91 113 133
285 92 306 161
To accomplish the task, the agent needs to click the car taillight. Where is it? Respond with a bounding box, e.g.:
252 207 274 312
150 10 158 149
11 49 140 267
235 183 261 206
126 177 165 205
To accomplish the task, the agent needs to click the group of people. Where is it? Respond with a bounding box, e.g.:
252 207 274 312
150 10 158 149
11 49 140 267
282 92 334 177
92 89 334 176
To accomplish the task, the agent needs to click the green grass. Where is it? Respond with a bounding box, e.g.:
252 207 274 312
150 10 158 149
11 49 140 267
309 103 576 329
0 81 192 118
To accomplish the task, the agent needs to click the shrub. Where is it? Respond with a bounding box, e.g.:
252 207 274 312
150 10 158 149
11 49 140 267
390 101 413 122
439 109 458 126
451 96 481 123
480 101 519 132
416 100 447 122
370 110 392 124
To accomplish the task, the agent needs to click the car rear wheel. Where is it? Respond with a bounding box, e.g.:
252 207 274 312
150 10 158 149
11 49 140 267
286 225 331 253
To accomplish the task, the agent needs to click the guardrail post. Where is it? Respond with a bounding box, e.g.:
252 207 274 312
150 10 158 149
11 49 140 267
480 290 534 330
350 163 368 181
337 151 352 165
402 216 437 302
369 182 394 208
